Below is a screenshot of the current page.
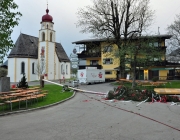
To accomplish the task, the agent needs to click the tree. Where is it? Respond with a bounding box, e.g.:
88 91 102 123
36 59 46 78
167 14 180 54
0 0 22 63
76 0 154 78
122 37 165 87
17 73 29 88
71 69 77 76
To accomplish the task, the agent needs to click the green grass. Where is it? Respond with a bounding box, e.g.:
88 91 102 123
0 84 74 114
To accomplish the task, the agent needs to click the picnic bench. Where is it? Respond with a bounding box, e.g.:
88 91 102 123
0 88 48 111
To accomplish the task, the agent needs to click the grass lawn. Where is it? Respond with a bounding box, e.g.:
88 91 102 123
0 84 74 114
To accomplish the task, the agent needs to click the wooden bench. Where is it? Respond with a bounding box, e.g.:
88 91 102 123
5 98 22 111
33 90 48 101
154 88 180 95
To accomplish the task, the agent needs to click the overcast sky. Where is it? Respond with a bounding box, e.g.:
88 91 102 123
7 0 180 62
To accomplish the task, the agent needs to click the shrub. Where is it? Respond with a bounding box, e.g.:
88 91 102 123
17 73 29 88
0 68 7 77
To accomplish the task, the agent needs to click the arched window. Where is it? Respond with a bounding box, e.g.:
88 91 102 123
66 65 68 74
61 64 64 74
50 32 53 42
42 32 45 41
21 62 25 74
32 62 35 74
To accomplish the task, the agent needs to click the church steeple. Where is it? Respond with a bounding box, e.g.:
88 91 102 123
38 5 56 80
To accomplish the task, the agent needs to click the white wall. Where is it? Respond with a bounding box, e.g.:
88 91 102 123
65 62 70 79
16 58 28 82
47 42 55 80
7 58 15 82
29 59 38 81
8 58 38 82
55 52 59 79
59 62 70 79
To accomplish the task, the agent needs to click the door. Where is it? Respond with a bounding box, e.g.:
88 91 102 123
139 70 144 80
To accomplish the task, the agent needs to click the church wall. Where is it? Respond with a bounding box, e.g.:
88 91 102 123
29 59 38 81
66 62 71 79
16 58 28 82
47 42 55 80
59 62 70 79
55 52 59 80
7 58 15 82
60 62 65 79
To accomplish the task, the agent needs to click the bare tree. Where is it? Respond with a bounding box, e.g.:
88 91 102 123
76 0 154 78
167 14 180 53
166 14 180 63
36 59 46 79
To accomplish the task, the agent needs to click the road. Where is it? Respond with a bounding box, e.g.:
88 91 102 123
0 82 180 140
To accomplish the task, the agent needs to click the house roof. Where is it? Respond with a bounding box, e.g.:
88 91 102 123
72 34 172 44
8 33 70 62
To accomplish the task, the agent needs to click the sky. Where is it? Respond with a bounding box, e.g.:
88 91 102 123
6 0 180 62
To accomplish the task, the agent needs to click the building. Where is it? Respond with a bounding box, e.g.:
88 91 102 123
73 34 180 80
7 7 70 82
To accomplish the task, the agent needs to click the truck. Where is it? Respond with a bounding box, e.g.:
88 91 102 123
77 69 105 84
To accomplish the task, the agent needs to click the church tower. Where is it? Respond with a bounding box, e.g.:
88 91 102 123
38 6 56 80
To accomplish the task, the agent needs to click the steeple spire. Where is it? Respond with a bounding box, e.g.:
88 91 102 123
47 0 48 8
46 1 49 14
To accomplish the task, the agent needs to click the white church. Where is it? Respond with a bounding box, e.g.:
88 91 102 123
7 8 71 82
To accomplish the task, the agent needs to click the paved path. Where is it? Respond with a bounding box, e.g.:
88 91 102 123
0 83 180 140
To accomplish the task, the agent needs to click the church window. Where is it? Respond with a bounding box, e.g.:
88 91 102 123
21 62 25 74
42 32 45 41
32 63 35 74
50 32 53 42
61 64 64 74
66 65 68 74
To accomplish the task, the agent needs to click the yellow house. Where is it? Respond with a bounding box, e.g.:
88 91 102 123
73 34 178 80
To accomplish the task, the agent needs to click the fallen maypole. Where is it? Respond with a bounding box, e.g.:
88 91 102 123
136 97 149 107
42 79 106 95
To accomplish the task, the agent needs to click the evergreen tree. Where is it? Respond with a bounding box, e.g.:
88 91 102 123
17 73 29 88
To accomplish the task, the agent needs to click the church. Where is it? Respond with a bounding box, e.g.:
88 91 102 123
7 7 70 82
